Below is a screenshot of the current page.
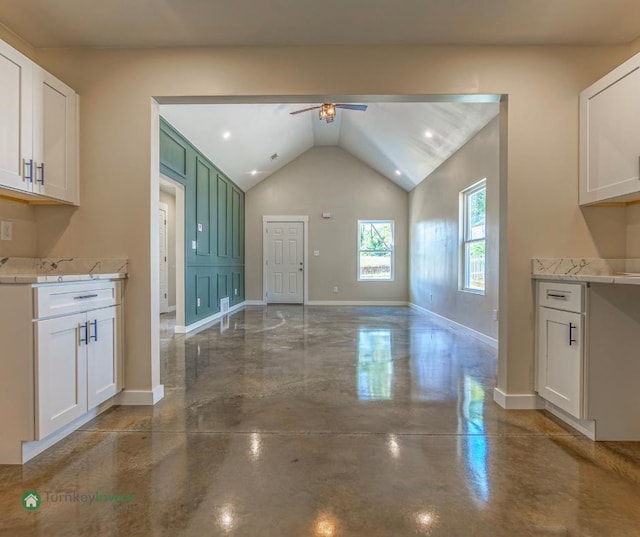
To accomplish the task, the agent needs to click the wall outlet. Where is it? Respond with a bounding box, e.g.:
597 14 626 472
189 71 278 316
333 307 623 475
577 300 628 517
220 297 230 314
197 297 201 307
0 221 12 241
333 286 338 293
197 223 203 232
314 250 320 256
492 309 499 321
192 240 197 250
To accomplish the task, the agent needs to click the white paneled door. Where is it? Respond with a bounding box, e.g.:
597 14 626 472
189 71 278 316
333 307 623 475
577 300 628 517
266 221 304 304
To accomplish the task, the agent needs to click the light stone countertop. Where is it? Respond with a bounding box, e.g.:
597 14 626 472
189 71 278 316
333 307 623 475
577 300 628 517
0 273 127 284
0 257 128 284
531 258 640 285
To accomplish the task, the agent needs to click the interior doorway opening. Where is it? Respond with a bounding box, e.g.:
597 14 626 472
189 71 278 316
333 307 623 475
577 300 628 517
159 175 185 329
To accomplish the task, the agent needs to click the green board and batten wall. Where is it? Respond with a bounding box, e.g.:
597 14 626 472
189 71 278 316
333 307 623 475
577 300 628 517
160 118 245 325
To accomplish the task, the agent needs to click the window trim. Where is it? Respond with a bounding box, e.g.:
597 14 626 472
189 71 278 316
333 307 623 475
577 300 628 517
460 179 487 295
357 219 395 282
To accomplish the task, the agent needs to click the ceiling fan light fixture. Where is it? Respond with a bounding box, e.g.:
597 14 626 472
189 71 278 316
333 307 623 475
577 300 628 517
319 103 336 123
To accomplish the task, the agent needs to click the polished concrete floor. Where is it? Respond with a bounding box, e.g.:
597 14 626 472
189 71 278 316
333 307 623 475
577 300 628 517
2 306 640 536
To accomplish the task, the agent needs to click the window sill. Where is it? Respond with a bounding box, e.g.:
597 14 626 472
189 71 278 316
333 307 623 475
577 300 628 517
460 287 485 296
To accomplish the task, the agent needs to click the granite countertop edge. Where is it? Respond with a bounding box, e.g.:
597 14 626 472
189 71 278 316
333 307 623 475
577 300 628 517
532 273 640 285
0 272 128 284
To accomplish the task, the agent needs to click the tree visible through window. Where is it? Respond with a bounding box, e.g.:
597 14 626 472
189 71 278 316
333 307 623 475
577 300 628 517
461 181 486 293
358 220 394 281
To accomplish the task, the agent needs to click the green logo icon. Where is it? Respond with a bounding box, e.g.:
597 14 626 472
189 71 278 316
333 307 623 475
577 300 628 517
21 491 41 511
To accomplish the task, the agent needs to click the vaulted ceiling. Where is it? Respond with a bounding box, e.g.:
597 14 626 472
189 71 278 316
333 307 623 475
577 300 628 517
1 0 639 47
160 102 499 191
3 1 631 192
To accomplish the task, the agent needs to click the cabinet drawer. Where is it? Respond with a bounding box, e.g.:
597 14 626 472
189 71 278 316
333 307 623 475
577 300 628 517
34 281 117 319
538 281 584 313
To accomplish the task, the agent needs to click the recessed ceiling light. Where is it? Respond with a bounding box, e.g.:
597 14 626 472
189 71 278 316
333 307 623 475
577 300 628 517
250 170 258 175
395 170 402 176
222 131 231 139
425 131 433 138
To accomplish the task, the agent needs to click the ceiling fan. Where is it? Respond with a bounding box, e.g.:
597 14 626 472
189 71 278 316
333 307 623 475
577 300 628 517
289 103 368 123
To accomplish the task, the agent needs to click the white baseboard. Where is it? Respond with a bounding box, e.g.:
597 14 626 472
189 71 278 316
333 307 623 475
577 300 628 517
493 388 545 409
409 302 498 348
21 396 116 464
543 400 596 440
174 301 245 333
244 300 267 306
306 300 409 306
117 384 165 406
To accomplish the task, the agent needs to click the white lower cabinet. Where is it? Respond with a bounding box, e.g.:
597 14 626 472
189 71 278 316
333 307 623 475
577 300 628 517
535 280 640 440
35 305 119 439
536 307 583 418
0 280 123 464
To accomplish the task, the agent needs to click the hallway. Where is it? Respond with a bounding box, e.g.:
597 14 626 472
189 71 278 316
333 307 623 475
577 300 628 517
1 306 640 536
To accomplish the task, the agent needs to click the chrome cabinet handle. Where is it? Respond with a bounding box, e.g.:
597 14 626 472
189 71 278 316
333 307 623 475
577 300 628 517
569 322 577 346
74 294 99 300
23 159 33 183
36 163 45 185
90 319 98 342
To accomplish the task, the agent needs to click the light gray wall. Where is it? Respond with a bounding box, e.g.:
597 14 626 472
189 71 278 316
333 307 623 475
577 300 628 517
0 199 38 257
245 146 409 302
159 190 176 308
410 117 499 339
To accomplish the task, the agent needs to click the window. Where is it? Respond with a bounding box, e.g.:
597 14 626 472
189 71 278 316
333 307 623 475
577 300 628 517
461 180 486 293
358 220 394 281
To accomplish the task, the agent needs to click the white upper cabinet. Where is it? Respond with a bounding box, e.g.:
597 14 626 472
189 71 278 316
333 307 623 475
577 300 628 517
0 38 78 205
33 66 78 204
580 53 640 205
0 40 33 193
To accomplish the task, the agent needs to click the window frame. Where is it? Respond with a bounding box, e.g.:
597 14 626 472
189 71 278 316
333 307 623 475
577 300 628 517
460 179 487 295
357 219 395 282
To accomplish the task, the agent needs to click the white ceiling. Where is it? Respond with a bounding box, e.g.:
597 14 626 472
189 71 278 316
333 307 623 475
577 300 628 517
1 0 639 48
160 102 499 191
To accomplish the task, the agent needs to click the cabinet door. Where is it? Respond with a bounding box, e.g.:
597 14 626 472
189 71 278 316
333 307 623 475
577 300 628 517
580 56 640 204
87 306 119 409
537 308 584 418
35 312 87 439
32 66 78 204
0 40 32 192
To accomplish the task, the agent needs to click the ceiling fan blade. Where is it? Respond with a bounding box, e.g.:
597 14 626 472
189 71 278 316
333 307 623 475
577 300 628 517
289 105 322 115
335 104 368 111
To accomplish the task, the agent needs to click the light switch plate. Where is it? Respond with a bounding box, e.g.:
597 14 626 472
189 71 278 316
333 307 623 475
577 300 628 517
0 221 12 241
198 223 203 232
314 250 320 256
